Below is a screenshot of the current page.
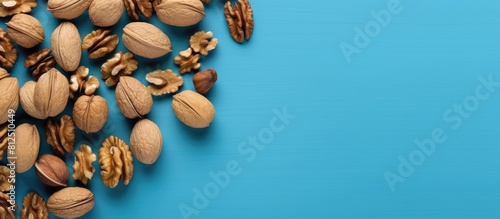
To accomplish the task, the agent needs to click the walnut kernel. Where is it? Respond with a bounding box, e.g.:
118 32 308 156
224 0 254 43
20 192 48 219
24 48 56 80
72 144 96 185
146 69 184 96
0 0 37 17
99 136 134 188
82 29 118 59
190 31 218 56
124 0 153 21
46 115 76 156
0 28 17 68
101 52 138 86
174 48 201 74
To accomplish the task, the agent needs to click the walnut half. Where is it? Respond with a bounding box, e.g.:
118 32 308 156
146 69 184 96
101 52 138 86
0 166 12 192
124 0 153 21
20 192 48 219
189 31 218 56
99 136 134 188
0 28 17 68
82 29 118 59
24 48 56 80
174 48 201 74
0 192 16 219
69 66 100 99
72 144 96 185
0 0 37 17
46 115 76 156
224 0 254 43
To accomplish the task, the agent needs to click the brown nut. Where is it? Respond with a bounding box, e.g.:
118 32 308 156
193 69 217 95
6 14 44 48
51 22 82 72
73 95 109 134
46 115 75 156
154 0 205 27
35 154 69 187
82 29 118 59
33 68 69 119
0 28 17 69
146 69 183 96
24 48 56 80
20 192 48 219
47 187 94 218
0 125 8 160
115 76 153 119
122 22 172 59
101 51 138 86
0 193 16 219
10 123 40 173
0 77 19 124
130 119 163 164
174 48 201 74
47 0 91 20
124 0 153 21
0 0 36 17
189 31 218 56
99 136 134 188
172 90 215 128
0 166 12 192
224 0 254 43
72 144 96 185
89 0 124 27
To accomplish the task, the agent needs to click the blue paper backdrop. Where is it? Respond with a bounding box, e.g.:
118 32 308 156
2 0 500 218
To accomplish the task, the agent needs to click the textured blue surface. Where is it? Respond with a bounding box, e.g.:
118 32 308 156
3 0 500 218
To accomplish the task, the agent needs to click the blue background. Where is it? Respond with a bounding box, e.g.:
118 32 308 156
2 0 500 218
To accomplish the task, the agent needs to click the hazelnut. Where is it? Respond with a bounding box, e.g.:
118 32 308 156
193 69 217 95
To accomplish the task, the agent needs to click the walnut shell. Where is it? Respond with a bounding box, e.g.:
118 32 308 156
10 123 40 173
73 95 109 134
122 22 171 59
47 0 91 20
6 14 44 48
51 22 81 72
33 68 69 119
115 76 153 119
172 90 215 128
47 187 94 218
19 81 45 119
154 0 205 27
130 119 162 164
0 77 19 124
89 0 124 27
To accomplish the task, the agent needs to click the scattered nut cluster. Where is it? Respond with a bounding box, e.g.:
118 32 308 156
0 0 255 217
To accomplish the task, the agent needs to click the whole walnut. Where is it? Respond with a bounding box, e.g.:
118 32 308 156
19 68 69 120
6 14 44 48
154 0 205 27
73 95 109 134
115 76 152 119
89 0 124 27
